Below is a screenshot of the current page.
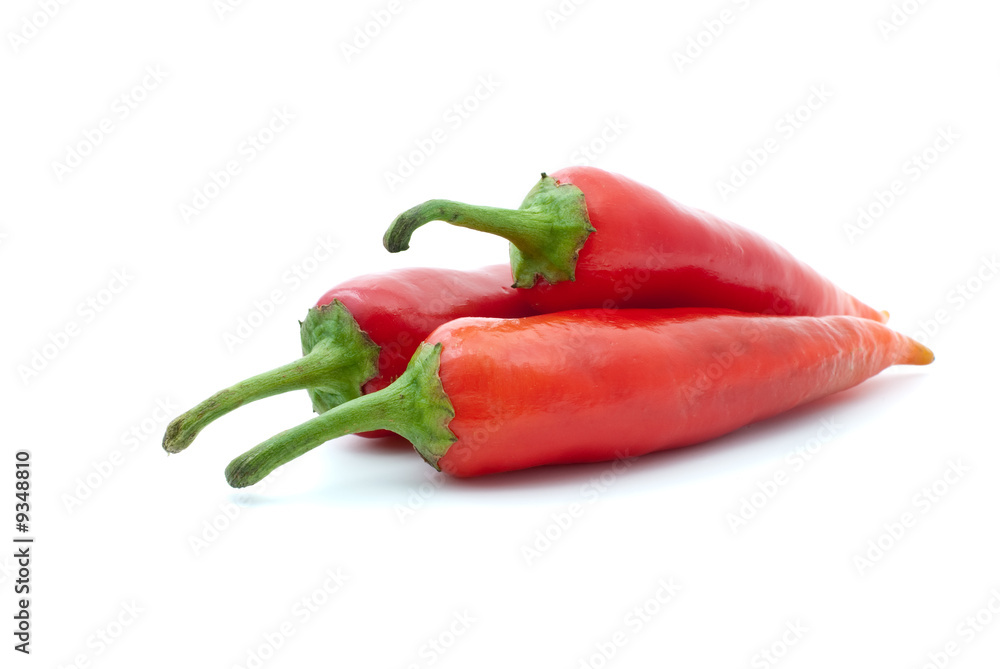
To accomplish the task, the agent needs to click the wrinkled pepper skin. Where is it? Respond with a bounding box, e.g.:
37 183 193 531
429 308 928 476
224 308 933 488
530 167 884 319
385 167 886 321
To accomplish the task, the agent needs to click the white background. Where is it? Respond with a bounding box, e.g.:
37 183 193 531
3 0 999 667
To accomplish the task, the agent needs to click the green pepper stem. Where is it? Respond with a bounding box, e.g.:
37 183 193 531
163 301 379 454
164 341 343 454
383 199 551 254
382 173 595 288
225 343 456 488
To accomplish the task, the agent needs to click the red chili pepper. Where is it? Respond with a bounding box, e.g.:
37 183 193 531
383 166 885 321
162 265 534 453
225 308 932 487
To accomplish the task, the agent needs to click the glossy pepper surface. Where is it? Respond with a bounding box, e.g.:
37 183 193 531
225 308 931 486
383 166 885 321
162 265 534 452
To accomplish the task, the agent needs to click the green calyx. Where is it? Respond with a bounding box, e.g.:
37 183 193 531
299 301 380 414
225 342 457 488
382 172 595 288
162 300 379 454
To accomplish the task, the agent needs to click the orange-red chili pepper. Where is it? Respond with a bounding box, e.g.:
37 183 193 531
162 265 533 453
225 308 931 487
383 166 885 321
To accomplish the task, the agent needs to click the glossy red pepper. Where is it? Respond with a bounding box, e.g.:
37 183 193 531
225 308 932 486
162 265 534 453
383 166 885 321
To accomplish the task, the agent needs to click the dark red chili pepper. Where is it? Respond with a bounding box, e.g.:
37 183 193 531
162 265 534 453
224 308 932 487
383 166 886 321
